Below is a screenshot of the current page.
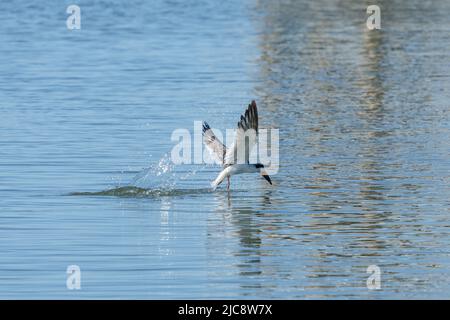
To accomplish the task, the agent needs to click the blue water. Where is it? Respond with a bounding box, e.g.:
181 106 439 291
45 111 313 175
1 0 450 299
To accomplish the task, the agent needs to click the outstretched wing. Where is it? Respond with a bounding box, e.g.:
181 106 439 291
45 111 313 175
224 100 259 165
202 121 226 165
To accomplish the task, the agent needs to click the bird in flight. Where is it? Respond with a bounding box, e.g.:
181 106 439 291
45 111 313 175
202 100 272 191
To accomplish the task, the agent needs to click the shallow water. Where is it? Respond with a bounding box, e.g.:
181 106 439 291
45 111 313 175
1 0 450 299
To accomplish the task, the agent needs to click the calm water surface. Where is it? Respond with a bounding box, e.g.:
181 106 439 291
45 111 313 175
1 0 450 299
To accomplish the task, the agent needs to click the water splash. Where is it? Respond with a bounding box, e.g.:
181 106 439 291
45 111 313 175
69 153 214 198
130 153 176 189
69 186 212 198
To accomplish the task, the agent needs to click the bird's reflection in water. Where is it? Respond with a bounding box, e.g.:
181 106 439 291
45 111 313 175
210 189 290 295
212 190 263 255
158 196 172 256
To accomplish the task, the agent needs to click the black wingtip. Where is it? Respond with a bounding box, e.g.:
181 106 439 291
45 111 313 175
247 100 258 131
202 121 210 134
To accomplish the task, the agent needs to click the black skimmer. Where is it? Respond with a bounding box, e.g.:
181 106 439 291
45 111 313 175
202 100 272 190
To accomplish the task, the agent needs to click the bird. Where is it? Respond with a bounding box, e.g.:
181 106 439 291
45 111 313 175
202 100 272 191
